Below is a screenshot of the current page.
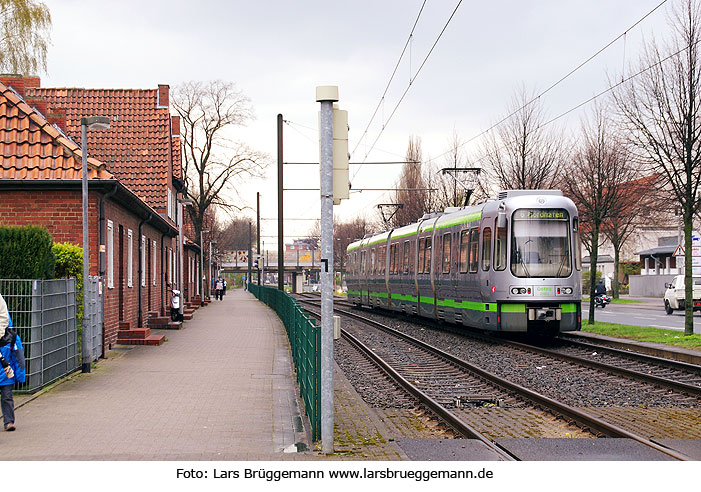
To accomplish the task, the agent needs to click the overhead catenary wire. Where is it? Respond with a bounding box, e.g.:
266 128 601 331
424 0 669 165
350 0 428 160
355 0 464 179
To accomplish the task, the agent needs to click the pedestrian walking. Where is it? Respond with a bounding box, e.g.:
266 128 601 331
0 292 26 431
215 277 224 300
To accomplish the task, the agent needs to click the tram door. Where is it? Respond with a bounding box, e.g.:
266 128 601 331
360 250 369 305
435 231 456 322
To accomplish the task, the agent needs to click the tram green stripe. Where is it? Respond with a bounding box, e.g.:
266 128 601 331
560 303 577 313
501 303 526 313
436 211 483 230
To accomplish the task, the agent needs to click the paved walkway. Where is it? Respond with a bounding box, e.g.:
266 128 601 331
5 288 308 460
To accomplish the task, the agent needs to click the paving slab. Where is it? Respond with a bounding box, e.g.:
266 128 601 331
653 439 701 460
394 438 505 461
5 289 308 460
495 438 677 461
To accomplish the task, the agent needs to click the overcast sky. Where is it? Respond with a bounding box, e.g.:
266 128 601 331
44 0 673 245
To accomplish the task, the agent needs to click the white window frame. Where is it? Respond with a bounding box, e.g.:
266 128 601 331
167 188 172 219
168 248 173 284
141 235 146 287
127 229 133 288
152 240 157 286
107 220 114 289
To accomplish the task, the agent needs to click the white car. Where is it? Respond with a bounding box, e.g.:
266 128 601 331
663 275 701 314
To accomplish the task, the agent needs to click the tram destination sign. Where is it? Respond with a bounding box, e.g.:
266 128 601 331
516 209 567 220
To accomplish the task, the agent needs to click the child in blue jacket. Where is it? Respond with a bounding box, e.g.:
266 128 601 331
0 293 26 431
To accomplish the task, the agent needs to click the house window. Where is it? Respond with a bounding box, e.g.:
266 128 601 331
152 240 157 285
141 235 146 287
107 220 114 288
127 229 133 288
169 248 173 284
167 188 173 219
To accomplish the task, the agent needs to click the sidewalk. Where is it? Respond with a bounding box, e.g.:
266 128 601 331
5 288 308 460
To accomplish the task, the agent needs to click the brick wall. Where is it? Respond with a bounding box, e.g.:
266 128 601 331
0 188 175 350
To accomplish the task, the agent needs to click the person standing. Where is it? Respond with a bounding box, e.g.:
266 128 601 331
215 277 224 300
222 278 227 297
0 292 26 431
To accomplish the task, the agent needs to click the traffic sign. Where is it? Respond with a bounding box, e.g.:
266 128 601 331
673 245 685 257
237 250 248 263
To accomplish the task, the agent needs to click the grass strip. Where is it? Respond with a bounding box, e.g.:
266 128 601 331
581 321 701 350
582 297 643 304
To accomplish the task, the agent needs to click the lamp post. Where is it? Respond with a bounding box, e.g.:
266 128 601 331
177 196 194 318
200 229 210 305
80 116 110 374
209 240 216 298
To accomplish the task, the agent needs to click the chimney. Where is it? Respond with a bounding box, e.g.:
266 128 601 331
46 109 67 131
24 76 40 92
25 96 49 117
157 84 169 108
0 75 26 97
171 115 180 137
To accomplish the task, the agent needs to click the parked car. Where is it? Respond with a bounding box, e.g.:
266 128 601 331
663 275 701 314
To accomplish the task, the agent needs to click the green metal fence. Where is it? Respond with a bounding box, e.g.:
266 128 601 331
248 283 321 441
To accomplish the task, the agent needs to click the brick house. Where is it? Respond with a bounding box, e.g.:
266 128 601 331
0 76 202 349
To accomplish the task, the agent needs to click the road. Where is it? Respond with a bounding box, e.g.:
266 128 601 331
582 300 701 333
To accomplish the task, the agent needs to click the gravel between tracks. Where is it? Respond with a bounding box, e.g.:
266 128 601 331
343 309 701 409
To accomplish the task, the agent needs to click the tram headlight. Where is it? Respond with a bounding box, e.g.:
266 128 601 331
510 287 529 295
558 287 573 295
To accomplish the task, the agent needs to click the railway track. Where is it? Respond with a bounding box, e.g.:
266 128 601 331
297 298 693 460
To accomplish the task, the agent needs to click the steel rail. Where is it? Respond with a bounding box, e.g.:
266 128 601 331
299 300 694 461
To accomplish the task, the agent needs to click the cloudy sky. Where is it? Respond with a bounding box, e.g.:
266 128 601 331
44 0 673 244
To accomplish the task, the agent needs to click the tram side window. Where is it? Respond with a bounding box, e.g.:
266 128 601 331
378 245 386 274
442 233 451 274
389 244 396 274
370 248 377 275
468 228 479 273
494 219 507 271
352 252 357 275
410 240 416 274
424 237 432 274
402 241 410 274
360 251 366 275
418 238 426 273
459 230 469 273
573 217 582 271
482 227 492 271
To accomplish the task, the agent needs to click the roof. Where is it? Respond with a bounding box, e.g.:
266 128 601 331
0 82 112 180
636 245 677 256
26 85 177 210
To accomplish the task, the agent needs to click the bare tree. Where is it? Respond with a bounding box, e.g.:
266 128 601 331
601 174 659 298
480 86 566 195
173 80 269 243
0 0 51 74
388 136 429 227
426 130 480 210
334 217 373 273
611 0 701 336
217 216 257 251
564 104 637 324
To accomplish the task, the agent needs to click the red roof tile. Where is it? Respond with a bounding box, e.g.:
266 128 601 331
0 82 112 180
26 86 182 211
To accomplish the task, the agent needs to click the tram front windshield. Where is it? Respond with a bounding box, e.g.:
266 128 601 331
511 208 571 278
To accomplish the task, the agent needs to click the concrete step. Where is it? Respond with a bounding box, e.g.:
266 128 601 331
148 316 171 328
118 321 132 331
183 313 193 321
117 327 150 340
117 334 166 346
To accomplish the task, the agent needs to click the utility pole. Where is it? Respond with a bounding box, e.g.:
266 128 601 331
248 221 252 289
278 114 284 291
316 85 337 454
257 191 261 285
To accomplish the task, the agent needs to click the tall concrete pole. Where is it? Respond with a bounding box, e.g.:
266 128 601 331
316 85 338 454
278 114 284 291
257 192 261 285
80 123 91 373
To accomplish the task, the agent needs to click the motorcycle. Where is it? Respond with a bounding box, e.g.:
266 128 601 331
593 294 611 308
170 289 183 322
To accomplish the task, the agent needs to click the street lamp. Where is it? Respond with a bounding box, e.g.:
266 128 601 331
80 116 110 374
200 229 210 305
209 240 216 299
177 196 194 318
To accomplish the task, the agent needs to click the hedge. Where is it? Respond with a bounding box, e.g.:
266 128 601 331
0 225 55 279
